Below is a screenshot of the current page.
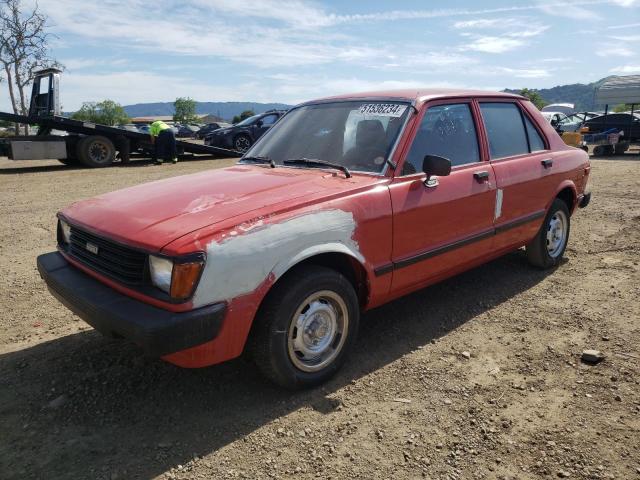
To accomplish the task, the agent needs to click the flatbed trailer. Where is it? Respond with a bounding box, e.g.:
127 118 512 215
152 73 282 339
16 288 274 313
0 68 241 167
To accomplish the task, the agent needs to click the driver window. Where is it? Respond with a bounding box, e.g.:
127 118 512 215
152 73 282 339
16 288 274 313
402 103 480 175
260 114 278 126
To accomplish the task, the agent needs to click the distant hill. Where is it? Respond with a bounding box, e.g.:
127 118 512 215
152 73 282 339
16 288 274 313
122 101 292 121
504 76 619 111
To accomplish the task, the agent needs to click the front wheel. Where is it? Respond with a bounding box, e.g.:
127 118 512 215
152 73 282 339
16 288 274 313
250 266 360 389
526 199 570 269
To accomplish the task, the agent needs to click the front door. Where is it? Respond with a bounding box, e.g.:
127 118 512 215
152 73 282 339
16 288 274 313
388 101 497 296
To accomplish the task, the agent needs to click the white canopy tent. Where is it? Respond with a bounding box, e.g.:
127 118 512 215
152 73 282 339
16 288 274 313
596 75 640 105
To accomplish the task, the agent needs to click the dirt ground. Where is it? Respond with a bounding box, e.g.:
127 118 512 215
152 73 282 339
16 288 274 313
0 153 638 480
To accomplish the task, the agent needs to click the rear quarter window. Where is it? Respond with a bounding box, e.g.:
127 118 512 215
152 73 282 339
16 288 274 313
523 115 546 152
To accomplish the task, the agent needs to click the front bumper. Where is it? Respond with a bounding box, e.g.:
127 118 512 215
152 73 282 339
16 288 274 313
37 252 226 357
204 134 233 149
579 191 591 208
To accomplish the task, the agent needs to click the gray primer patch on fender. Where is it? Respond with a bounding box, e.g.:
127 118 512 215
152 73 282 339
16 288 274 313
192 209 362 307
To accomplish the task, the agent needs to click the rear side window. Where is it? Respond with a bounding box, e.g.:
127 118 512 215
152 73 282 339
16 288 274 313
524 115 546 151
480 103 529 159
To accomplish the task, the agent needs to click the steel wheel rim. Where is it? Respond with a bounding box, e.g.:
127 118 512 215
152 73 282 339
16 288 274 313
546 210 568 258
89 141 109 163
287 290 348 373
235 137 250 152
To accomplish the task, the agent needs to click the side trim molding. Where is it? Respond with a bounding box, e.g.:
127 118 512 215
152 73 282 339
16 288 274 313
374 209 546 276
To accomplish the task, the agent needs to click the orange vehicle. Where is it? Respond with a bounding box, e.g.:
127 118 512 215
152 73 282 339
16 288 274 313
38 89 591 388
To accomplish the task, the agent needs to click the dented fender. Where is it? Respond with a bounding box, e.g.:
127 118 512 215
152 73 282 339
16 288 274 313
190 209 365 308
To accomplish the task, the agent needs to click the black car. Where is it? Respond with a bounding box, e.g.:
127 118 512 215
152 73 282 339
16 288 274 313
204 110 286 152
195 122 231 139
583 113 640 142
175 124 201 138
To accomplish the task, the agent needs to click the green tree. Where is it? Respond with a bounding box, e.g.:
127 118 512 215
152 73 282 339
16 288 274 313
519 88 547 110
612 103 633 113
173 97 198 123
232 110 255 124
71 100 129 126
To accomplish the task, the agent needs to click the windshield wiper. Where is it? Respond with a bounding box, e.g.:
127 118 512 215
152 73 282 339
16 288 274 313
240 155 276 168
284 158 351 178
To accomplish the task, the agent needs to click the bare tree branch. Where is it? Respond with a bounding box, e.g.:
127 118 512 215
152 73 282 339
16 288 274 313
0 0 63 133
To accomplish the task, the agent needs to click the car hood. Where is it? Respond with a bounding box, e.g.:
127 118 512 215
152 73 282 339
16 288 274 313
61 165 378 252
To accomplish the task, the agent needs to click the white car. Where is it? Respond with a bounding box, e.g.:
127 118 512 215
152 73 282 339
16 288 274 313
541 111 569 130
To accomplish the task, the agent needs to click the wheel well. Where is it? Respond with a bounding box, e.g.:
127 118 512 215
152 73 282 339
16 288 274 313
270 253 369 308
556 187 576 212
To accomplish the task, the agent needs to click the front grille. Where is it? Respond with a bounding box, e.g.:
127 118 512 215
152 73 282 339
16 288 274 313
68 226 147 285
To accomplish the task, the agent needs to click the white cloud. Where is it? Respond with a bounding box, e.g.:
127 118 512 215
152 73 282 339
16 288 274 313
494 67 551 78
609 34 640 41
56 71 270 110
464 36 527 54
61 58 129 71
453 19 504 29
191 0 332 28
609 65 640 73
606 22 640 29
595 45 635 57
454 17 549 54
536 3 598 20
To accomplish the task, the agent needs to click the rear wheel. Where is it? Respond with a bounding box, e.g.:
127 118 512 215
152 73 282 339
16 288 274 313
250 265 360 389
76 135 115 167
526 199 570 269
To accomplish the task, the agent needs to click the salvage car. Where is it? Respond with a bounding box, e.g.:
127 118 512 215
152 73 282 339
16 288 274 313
195 122 231 139
204 110 286 152
583 112 640 142
38 89 591 389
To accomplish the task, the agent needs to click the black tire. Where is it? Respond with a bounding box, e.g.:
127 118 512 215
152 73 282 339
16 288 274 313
76 135 115 167
526 199 571 269
614 142 629 155
233 134 252 153
592 145 604 156
250 265 360 389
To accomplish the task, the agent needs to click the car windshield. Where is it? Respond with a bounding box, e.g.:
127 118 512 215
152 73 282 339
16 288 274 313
243 101 411 173
235 114 261 126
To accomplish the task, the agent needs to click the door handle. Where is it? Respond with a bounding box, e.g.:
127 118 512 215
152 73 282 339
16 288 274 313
473 171 489 182
541 158 553 168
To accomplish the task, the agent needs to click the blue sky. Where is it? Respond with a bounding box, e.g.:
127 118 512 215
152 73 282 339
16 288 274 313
9 0 639 111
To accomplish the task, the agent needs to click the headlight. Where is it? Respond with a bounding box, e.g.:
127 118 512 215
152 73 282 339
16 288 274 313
149 255 173 293
59 219 71 244
149 255 204 300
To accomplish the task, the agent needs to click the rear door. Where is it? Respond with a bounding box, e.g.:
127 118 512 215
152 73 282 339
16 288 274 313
388 100 497 295
478 101 557 250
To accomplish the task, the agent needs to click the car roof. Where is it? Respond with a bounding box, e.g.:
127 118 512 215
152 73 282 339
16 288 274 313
303 88 525 106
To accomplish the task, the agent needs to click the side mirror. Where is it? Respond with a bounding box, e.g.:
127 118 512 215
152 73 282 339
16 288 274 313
255 120 263 127
422 154 451 186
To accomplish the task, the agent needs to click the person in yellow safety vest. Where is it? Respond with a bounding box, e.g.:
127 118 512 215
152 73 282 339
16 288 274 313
149 120 178 164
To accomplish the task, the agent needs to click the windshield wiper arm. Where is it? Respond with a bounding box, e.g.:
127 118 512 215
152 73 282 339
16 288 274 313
284 158 351 178
240 155 276 168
